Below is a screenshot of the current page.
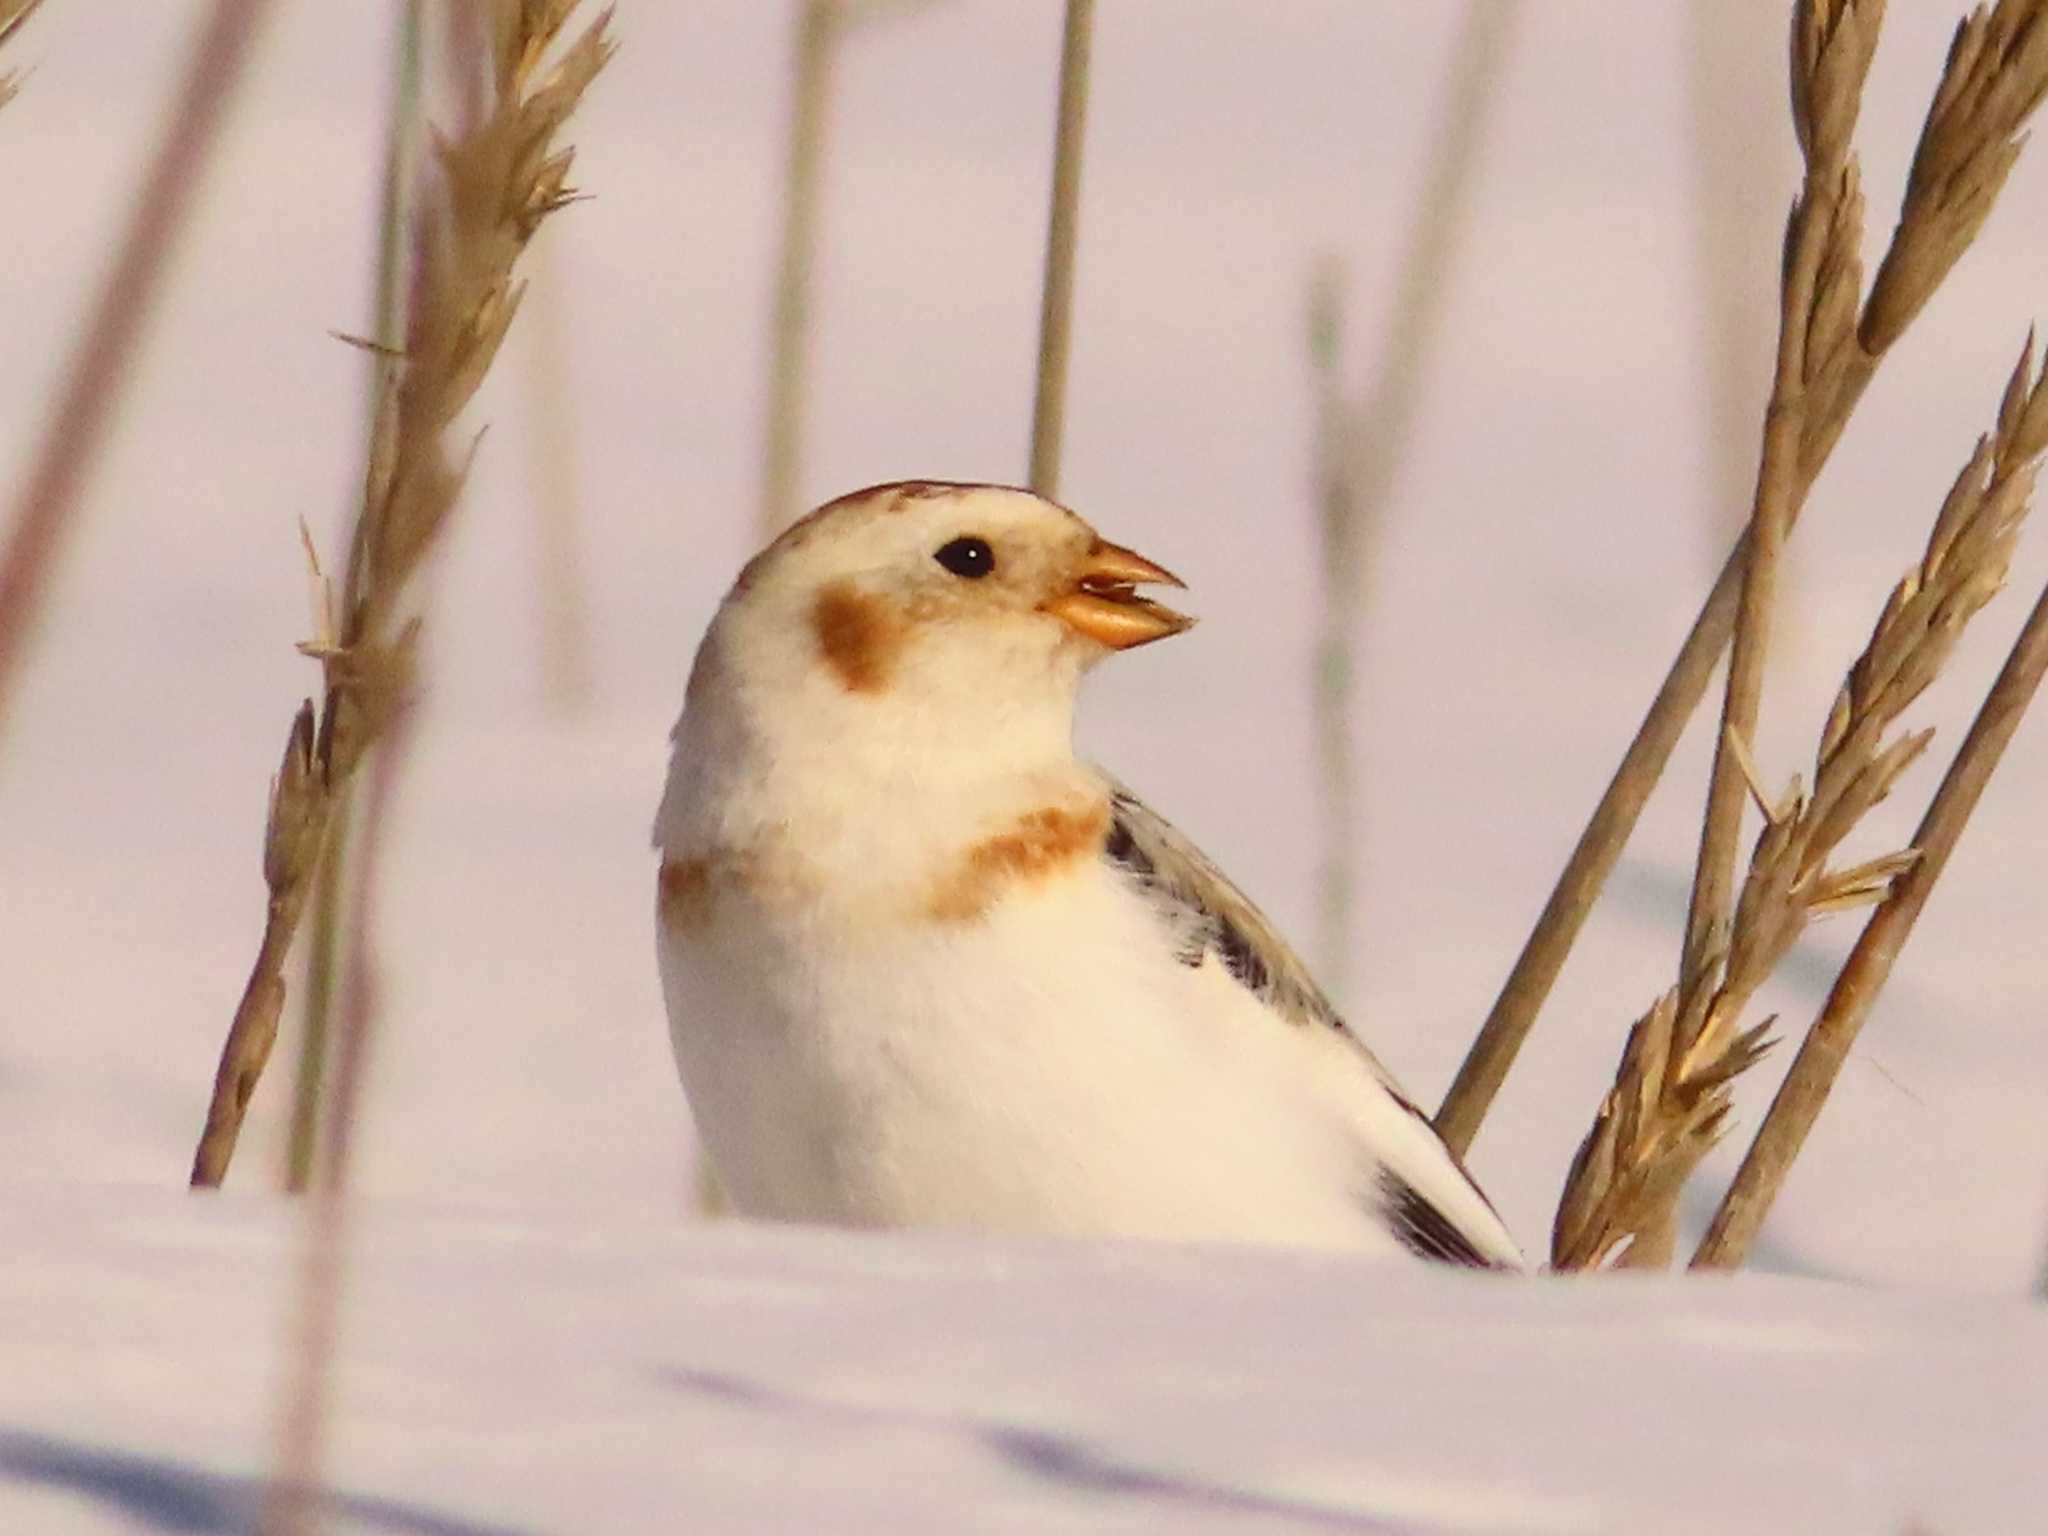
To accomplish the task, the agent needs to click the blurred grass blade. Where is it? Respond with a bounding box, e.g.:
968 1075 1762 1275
757 0 844 539
0 0 275 751
0 0 49 109
1026 0 1095 499
287 0 426 1197
1308 1 1518 994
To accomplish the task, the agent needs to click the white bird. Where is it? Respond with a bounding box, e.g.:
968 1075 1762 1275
654 481 1522 1268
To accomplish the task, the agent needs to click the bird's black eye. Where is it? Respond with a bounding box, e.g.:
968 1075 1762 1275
933 536 995 579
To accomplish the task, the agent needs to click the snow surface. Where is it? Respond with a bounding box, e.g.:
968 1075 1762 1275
6 2 2048 1530
6 1188 2045 1535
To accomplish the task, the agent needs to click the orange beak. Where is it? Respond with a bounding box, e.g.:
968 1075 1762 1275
1039 539 1194 650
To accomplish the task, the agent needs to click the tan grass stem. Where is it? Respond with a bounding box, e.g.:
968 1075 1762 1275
526 240 594 714
0 0 48 109
1306 265 1360 991
1695 418 2048 1265
288 0 426 1195
1694 577 2048 1263
757 0 843 539
1438 0 2048 1157
258 704 410 1536
1688 0 1793 548
1683 0 1878 1003
1026 0 1095 499
191 0 613 1189
1557 335 2047 1271
0 0 273 748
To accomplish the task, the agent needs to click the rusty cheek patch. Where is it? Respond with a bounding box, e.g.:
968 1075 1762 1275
658 857 717 933
928 801 1111 922
812 582 904 694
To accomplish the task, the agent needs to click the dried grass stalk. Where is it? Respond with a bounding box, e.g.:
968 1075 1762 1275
288 0 425 1196
1555 336 2047 1272
1686 0 1878 1030
1306 263 1361 992
0 0 46 109
757 0 843 538
1860 3 2048 356
1439 0 2048 1157
1694 339 2048 1269
259 705 411 1536
190 0 614 1189
1027 0 1096 499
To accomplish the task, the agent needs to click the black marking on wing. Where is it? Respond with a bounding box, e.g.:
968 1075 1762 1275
1103 786 1334 1003
1379 1168 1502 1269
1213 914 1270 994
1100 780 1521 1265
1102 796 1207 968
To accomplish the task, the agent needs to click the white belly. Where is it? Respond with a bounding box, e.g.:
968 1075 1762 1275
658 863 1415 1253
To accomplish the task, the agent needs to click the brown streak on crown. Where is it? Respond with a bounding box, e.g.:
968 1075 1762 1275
812 581 903 694
928 800 1111 922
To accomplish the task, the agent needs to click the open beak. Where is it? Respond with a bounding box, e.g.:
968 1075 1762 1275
1039 539 1195 651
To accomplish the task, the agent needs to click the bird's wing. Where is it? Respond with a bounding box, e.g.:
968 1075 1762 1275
1100 779 1393 1078
1100 778 1519 1269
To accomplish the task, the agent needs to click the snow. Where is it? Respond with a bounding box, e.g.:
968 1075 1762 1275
7 1189 2045 1535
5 1 2048 1529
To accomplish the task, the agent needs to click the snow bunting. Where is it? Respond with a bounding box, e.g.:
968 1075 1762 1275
654 481 1522 1268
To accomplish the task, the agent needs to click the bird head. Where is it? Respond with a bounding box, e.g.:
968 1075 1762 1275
685 482 1192 768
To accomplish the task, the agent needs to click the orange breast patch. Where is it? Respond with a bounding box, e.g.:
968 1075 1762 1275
927 800 1110 922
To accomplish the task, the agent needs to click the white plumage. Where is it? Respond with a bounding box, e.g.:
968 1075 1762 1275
654 481 1522 1268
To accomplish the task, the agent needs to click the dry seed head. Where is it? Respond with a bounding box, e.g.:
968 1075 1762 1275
1863 0 2048 353
340 0 605 645
262 702 323 894
1558 344 2048 1270
1803 160 1869 389
1552 990 1680 1269
1807 849 1922 914
1792 0 1887 168
190 0 612 1194
1677 341 2040 1209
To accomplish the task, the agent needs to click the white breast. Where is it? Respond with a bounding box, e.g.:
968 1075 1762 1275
659 854 1453 1255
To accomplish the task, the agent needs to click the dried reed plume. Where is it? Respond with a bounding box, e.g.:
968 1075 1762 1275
0 0 47 109
1555 337 2048 1272
1439 0 2048 1158
190 0 614 1190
